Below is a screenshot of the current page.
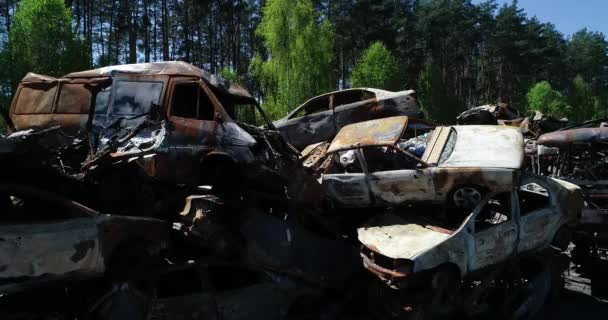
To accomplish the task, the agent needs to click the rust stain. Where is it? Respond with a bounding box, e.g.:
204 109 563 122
327 116 410 153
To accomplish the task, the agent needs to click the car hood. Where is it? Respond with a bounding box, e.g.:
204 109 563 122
357 213 452 260
440 125 524 169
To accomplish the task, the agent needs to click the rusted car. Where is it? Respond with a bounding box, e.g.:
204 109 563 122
303 116 524 209
359 174 581 316
273 88 422 149
23 62 323 209
0 183 169 319
535 125 608 261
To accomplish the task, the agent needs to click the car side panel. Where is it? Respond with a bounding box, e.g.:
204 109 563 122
368 169 435 204
471 220 518 271
322 173 372 207
276 117 313 149
518 208 561 253
430 167 518 201
306 109 337 144
381 94 420 116
412 233 468 276
333 98 386 129
0 218 104 279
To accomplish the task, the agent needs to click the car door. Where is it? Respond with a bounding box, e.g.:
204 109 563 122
165 79 220 183
321 148 372 207
470 192 519 271
364 146 434 205
517 178 561 253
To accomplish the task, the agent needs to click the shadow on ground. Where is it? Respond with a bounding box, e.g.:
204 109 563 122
536 289 608 319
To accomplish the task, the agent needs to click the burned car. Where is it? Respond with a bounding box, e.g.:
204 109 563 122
359 174 582 316
274 88 422 149
535 125 608 260
29 61 322 212
303 116 524 209
0 183 169 319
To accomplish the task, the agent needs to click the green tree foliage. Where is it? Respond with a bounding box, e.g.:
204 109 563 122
250 0 334 119
1 0 88 91
417 64 465 123
0 0 607 125
527 81 570 117
567 75 598 122
566 29 608 91
351 41 398 90
220 66 240 84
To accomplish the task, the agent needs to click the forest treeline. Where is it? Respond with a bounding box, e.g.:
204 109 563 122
1 0 607 126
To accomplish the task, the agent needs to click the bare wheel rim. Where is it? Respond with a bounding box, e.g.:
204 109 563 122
453 187 482 208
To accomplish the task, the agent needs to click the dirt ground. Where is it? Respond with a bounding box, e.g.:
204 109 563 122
536 259 608 320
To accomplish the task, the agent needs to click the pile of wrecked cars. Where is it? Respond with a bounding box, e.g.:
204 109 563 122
0 61 584 320
532 121 608 264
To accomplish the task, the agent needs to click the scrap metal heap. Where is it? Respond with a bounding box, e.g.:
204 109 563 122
0 62 589 320
532 122 608 263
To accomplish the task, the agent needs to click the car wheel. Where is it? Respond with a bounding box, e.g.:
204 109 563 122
451 186 483 209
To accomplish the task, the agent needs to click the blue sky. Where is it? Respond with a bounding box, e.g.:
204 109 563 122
473 0 608 37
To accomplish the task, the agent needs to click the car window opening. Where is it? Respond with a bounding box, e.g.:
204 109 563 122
519 183 550 215
475 192 512 231
171 82 215 121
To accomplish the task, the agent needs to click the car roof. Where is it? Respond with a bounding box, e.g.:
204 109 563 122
61 61 255 103
327 116 409 153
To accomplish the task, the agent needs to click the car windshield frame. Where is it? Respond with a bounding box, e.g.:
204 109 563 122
108 79 165 118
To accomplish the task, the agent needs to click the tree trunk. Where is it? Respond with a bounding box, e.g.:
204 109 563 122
161 0 169 61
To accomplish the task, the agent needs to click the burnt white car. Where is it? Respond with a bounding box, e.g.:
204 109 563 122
359 173 581 290
274 88 422 149
305 116 524 209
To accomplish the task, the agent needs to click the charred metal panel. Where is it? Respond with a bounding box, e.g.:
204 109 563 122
430 167 517 197
369 169 435 204
10 75 110 132
327 116 408 153
305 110 337 144
0 218 104 279
240 212 360 289
333 98 383 128
323 173 372 207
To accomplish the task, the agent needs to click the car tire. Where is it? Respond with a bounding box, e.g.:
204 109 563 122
449 186 483 209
